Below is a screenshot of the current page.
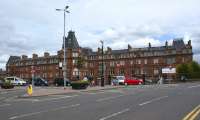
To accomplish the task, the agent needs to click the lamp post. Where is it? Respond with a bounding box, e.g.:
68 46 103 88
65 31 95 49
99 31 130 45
56 6 70 89
100 40 104 87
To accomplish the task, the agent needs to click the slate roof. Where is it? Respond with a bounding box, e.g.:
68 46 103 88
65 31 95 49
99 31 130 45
172 38 185 51
111 49 129 54
63 31 79 49
85 38 187 56
6 56 20 65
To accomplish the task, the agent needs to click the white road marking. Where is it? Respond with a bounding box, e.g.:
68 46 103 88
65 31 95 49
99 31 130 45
87 91 107 95
0 90 24 94
12 99 40 102
0 97 6 100
9 104 80 119
188 85 200 89
99 108 130 120
36 95 78 102
0 104 11 108
4 96 18 102
87 90 123 95
0 91 8 94
5 95 78 103
96 95 125 102
139 96 168 106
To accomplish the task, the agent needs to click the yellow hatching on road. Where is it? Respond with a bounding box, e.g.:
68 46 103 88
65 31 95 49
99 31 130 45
183 105 200 120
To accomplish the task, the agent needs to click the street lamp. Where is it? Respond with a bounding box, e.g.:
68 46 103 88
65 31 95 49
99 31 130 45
56 6 70 89
100 40 104 87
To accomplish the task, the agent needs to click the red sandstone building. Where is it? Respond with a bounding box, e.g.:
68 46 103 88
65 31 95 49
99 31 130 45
6 31 193 84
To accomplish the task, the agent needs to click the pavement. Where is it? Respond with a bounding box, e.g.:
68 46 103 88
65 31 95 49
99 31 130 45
20 85 125 98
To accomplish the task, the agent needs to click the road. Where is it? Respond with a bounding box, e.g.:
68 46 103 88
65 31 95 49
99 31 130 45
0 87 26 102
0 82 200 120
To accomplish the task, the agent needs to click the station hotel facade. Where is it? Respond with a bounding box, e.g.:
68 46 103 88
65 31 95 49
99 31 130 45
6 31 193 85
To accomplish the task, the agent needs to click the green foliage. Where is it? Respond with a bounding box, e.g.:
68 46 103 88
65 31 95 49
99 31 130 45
0 77 4 80
71 80 89 84
1 81 14 89
71 80 89 89
188 61 200 78
77 57 85 69
176 63 189 77
176 61 200 79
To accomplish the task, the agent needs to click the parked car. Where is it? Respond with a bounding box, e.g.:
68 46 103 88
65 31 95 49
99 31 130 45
0 79 4 86
1 82 14 89
111 79 119 86
4 76 27 86
124 77 143 85
145 79 153 85
111 76 125 85
54 78 71 86
30 77 48 86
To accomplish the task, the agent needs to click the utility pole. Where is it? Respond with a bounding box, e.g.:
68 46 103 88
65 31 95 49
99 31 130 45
56 6 70 89
31 66 35 92
100 40 104 87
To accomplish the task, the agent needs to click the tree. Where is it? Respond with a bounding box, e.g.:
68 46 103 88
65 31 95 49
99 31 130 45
176 63 189 78
188 61 200 78
76 56 85 79
77 56 85 69
176 61 200 80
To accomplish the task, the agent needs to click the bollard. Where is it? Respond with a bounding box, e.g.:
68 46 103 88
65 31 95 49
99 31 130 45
27 84 33 96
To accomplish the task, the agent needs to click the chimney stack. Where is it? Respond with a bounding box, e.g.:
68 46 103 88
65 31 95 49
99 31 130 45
165 41 168 47
148 42 151 48
32 54 38 59
44 52 50 57
188 40 191 46
21 55 28 59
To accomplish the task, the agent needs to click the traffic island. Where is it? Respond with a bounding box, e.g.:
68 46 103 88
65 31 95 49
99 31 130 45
18 85 126 98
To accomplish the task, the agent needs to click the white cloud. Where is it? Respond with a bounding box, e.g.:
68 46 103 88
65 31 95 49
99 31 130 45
0 0 200 69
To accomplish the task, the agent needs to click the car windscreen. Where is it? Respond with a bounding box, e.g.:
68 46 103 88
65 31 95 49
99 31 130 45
117 76 125 80
112 77 117 79
6 78 14 80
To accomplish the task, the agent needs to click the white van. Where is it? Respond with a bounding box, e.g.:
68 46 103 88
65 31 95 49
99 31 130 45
112 76 125 85
5 77 27 86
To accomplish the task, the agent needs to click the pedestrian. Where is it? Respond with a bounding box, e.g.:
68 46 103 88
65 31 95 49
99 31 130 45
143 74 145 85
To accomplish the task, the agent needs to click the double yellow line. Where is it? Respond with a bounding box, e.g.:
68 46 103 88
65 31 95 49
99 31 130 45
183 105 200 120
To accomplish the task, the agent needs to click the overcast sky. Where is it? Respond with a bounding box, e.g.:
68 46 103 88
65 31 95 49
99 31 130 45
0 0 200 69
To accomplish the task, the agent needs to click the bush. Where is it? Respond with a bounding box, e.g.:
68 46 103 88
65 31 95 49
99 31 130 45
71 80 89 89
176 61 200 80
1 82 14 89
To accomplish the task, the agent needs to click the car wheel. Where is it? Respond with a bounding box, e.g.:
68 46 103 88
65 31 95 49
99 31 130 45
139 82 142 85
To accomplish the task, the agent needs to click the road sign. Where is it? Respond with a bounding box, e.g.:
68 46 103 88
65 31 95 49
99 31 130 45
162 68 176 74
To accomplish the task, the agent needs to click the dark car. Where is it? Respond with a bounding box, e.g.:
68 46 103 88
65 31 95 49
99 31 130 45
54 78 71 86
29 77 48 86
0 79 4 86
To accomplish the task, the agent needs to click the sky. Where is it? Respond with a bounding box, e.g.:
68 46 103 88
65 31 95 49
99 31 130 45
0 0 200 69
